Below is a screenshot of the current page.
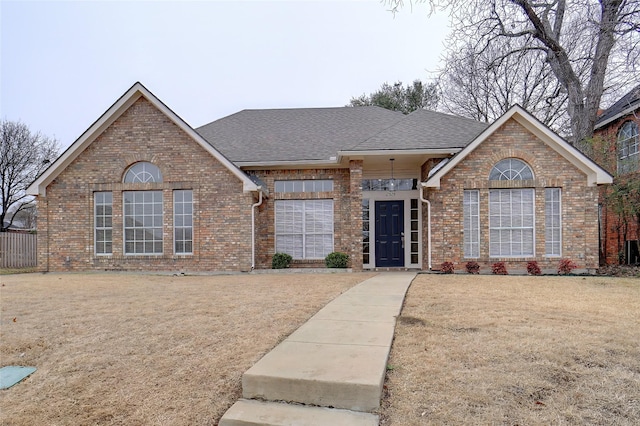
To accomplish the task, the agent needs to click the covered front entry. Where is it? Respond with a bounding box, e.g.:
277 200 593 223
375 200 405 267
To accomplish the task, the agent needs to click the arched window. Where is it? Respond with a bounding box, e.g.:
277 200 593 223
123 162 163 183
487 158 535 257
489 158 534 181
617 121 639 174
122 162 164 254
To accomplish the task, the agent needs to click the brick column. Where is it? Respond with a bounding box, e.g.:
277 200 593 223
349 160 363 271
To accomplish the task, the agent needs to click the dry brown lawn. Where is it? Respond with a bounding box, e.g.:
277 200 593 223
380 274 640 425
0 272 373 425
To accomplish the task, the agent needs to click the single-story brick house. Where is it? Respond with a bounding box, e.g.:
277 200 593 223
593 84 640 265
27 82 612 272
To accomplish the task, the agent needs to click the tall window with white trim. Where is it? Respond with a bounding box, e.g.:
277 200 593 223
123 162 164 255
124 191 163 254
275 200 334 259
463 190 480 258
174 190 193 255
488 158 535 258
489 189 535 257
94 192 112 255
545 188 562 256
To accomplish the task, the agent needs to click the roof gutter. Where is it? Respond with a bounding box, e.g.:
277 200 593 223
337 148 461 163
594 103 639 129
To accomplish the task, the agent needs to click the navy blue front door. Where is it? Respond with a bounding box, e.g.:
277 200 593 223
375 200 404 267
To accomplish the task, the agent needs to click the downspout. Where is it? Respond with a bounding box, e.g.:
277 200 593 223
419 183 432 271
251 188 264 271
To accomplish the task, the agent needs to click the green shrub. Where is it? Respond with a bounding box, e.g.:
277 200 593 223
272 252 293 269
325 252 349 268
441 261 455 274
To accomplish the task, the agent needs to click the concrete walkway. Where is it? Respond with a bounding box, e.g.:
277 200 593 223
219 272 416 426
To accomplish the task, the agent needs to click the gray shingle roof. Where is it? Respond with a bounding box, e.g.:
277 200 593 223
349 109 488 151
196 107 404 163
596 84 640 127
196 106 486 163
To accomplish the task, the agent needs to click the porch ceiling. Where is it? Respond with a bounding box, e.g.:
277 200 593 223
340 150 458 176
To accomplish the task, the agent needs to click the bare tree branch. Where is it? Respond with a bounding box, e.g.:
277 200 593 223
1 119 59 231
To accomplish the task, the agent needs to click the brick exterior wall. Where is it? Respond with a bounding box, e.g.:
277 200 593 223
37 96 607 273
37 97 255 272
248 167 360 270
424 118 601 273
593 110 640 264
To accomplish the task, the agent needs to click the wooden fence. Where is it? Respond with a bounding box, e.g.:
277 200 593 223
0 233 37 268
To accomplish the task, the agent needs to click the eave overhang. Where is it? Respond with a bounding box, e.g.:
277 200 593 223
27 82 259 197
424 105 613 189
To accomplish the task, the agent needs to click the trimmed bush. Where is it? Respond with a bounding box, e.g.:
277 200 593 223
527 261 542 276
558 258 577 275
492 261 508 275
465 261 480 274
272 252 293 269
441 261 455 274
325 252 349 268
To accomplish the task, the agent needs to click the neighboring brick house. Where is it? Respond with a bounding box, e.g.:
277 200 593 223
28 82 612 273
593 85 640 265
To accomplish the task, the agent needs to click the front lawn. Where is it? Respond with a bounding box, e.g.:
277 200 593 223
0 272 372 425
380 274 640 425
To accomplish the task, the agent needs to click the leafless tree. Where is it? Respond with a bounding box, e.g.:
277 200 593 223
1 119 58 232
387 0 640 142
437 38 569 132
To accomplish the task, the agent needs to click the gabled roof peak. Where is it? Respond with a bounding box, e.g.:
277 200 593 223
424 105 612 188
27 82 259 196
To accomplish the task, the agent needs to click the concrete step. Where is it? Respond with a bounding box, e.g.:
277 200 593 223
241 273 415 412
242 341 389 411
219 399 378 426
221 273 416 425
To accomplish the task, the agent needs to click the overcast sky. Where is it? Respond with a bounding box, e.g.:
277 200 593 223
1 0 450 150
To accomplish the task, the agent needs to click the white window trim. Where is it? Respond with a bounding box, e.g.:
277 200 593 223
275 199 334 260
173 190 193 255
274 179 333 193
123 162 163 183
94 192 112 256
123 190 164 256
489 188 536 258
463 190 480 259
545 188 562 257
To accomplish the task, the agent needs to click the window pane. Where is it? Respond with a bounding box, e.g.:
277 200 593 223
94 192 113 255
124 191 163 254
174 190 193 254
489 189 534 257
617 121 639 174
275 199 334 259
463 190 480 258
489 158 534 181
545 188 562 256
123 162 163 183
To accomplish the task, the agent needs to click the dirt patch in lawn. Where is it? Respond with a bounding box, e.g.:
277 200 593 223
0 272 373 425
380 274 640 425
